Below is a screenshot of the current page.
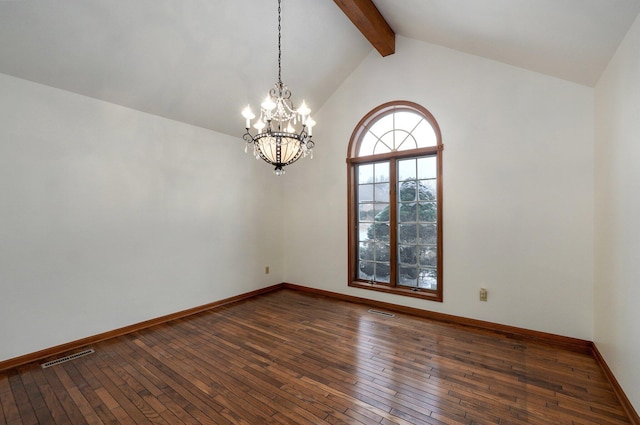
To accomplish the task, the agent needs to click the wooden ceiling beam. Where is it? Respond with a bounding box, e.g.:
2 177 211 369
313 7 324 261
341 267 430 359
333 0 395 57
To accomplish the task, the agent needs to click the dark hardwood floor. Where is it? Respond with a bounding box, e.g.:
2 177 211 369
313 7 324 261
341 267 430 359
0 289 632 424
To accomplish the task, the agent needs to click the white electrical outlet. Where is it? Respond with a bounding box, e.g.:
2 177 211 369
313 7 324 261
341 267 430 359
479 288 488 301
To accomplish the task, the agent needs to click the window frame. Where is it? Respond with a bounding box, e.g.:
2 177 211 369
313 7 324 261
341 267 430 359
347 101 444 302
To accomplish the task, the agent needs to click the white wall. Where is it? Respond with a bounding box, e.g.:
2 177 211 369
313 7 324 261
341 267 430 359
0 73 284 362
594 13 640 412
0 33 601 368
283 36 595 340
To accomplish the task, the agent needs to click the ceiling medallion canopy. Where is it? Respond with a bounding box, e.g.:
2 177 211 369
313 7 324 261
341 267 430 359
241 0 315 176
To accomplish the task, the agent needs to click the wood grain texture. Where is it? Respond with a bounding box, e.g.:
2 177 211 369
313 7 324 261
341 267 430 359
284 283 593 354
0 284 284 373
0 289 633 424
333 0 395 56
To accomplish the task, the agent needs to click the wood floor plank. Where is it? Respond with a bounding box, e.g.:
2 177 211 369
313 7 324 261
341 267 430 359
0 374 22 425
0 289 634 424
38 361 96 424
29 365 77 425
119 339 234 424
52 361 115 425
7 371 39 425
103 343 199 425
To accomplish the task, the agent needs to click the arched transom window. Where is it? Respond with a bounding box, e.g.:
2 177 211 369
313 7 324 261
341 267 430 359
358 109 438 156
347 101 443 301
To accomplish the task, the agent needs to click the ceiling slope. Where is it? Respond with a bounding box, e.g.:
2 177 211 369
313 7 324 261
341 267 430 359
0 0 372 137
372 0 640 86
1 0 639 136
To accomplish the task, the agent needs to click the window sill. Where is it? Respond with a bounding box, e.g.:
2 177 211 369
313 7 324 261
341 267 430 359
349 280 443 302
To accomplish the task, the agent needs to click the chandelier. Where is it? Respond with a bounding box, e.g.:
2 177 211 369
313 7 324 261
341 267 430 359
241 0 315 176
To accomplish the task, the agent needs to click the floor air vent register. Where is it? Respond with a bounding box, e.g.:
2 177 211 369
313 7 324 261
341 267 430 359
367 309 395 317
41 348 95 369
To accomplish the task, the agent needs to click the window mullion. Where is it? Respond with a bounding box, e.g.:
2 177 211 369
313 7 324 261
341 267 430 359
389 159 398 288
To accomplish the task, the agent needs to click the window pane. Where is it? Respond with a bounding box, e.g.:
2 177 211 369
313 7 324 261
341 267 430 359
374 203 389 220
360 221 390 242
373 222 390 241
360 260 391 283
375 183 389 202
358 184 374 202
399 180 419 201
359 261 374 280
375 242 390 262
359 223 372 241
418 268 437 289
374 162 389 183
418 202 437 222
358 163 374 183
368 114 393 139
359 132 377 157
418 246 437 267
418 157 436 179
375 263 390 283
398 266 418 287
398 159 416 181
398 224 417 244
359 203 375 221
398 202 417 222
358 242 373 260
398 245 417 265
419 180 436 201
395 111 421 132
418 224 437 244
413 119 437 148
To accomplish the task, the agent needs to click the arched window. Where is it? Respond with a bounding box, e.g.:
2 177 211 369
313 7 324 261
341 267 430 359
347 101 443 301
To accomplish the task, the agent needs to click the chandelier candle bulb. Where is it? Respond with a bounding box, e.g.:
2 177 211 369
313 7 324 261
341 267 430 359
262 97 275 119
242 106 255 129
306 117 315 136
299 101 310 118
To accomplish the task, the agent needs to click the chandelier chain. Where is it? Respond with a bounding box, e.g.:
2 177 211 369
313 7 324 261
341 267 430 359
277 0 282 84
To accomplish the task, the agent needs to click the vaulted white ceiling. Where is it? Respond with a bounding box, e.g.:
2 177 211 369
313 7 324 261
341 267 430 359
373 0 640 86
1 0 638 138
